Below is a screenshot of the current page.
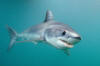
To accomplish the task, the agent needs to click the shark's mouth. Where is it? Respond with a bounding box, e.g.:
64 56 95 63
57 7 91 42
59 39 74 48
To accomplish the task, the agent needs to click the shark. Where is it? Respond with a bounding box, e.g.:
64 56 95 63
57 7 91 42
7 10 81 55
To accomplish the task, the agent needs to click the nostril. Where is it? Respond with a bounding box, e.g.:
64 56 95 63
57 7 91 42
75 37 81 40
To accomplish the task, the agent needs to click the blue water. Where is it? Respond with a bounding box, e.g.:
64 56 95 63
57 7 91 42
0 0 100 66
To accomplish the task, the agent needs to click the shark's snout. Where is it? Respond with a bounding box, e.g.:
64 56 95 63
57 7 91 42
68 36 81 45
68 31 81 44
74 36 81 40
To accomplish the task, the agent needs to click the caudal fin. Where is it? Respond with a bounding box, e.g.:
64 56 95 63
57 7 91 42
6 25 17 50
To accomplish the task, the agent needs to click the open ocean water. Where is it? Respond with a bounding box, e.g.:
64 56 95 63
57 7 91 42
0 0 100 66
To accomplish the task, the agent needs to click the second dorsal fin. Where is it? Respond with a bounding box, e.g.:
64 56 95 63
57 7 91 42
44 10 54 22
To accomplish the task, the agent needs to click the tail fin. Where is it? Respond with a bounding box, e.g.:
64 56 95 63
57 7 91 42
6 25 17 50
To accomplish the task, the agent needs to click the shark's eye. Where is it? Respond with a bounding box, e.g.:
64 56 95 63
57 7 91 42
62 31 66 36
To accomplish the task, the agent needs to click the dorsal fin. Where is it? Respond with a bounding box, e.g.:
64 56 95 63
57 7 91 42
44 10 54 22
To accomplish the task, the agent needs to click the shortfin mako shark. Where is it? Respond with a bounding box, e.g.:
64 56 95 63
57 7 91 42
7 10 81 55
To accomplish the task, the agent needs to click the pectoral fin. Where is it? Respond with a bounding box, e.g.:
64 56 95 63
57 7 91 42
63 49 70 56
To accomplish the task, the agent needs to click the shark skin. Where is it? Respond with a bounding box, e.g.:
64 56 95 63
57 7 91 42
7 10 81 55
